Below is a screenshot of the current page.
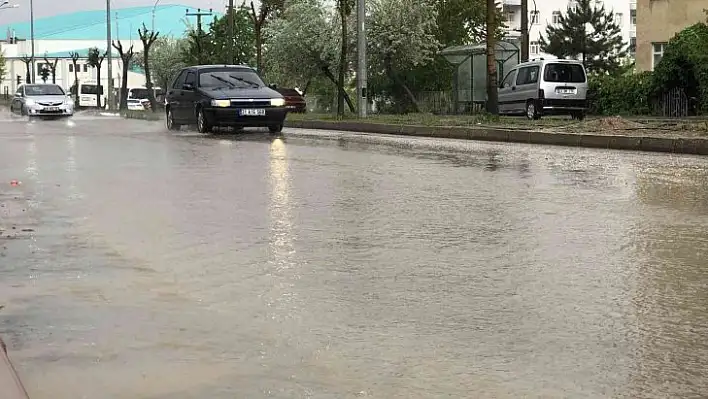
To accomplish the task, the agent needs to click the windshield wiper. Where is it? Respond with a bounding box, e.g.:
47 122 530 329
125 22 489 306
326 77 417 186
228 75 260 87
208 74 236 88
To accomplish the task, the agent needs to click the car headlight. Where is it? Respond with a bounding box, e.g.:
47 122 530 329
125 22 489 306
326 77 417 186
25 99 35 106
210 99 231 107
270 98 285 107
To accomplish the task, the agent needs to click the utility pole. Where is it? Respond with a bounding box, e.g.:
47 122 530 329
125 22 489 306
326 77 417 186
186 7 212 64
356 0 367 118
521 0 528 62
29 0 34 83
186 8 212 35
228 0 234 64
485 0 498 114
106 0 114 111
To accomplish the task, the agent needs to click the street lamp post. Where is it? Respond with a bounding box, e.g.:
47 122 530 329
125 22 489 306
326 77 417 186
151 0 161 31
356 0 366 118
106 0 114 111
29 0 35 83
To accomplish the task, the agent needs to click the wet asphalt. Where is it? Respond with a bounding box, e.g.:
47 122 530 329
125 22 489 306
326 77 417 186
1 112 708 398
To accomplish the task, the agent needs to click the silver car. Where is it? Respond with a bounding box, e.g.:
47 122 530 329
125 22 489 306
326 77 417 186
498 58 588 120
10 83 75 118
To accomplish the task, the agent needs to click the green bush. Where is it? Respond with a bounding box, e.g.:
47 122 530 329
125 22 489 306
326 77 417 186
588 72 653 116
651 22 708 114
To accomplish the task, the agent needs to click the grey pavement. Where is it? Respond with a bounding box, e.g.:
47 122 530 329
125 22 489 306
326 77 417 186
1 113 708 398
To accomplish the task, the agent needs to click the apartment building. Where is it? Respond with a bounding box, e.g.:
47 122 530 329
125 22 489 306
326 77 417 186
502 0 636 59
635 0 707 71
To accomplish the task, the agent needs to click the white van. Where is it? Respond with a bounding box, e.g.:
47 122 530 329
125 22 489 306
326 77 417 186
498 58 588 120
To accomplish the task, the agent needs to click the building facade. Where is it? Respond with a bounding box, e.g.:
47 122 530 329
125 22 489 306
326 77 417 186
635 0 707 71
502 0 636 60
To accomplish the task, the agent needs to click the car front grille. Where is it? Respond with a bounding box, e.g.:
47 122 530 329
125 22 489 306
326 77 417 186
38 102 63 106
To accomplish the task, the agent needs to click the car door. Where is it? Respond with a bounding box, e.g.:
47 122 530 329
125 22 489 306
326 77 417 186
180 71 197 124
515 65 540 112
167 70 187 121
497 70 517 114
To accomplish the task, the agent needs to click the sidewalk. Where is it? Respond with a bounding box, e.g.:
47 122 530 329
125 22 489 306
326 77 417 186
284 116 708 155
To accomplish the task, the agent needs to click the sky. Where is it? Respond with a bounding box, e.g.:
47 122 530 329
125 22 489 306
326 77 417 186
0 0 236 25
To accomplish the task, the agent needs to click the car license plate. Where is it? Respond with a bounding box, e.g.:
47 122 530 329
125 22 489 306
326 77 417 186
240 108 265 116
557 88 574 94
44 107 60 112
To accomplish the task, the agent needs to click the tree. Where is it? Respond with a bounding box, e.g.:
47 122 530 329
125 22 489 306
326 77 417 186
0 50 6 86
540 0 628 75
20 55 31 83
138 24 160 112
264 0 355 112
368 0 441 112
87 47 106 108
249 0 285 73
112 40 135 111
69 51 81 107
135 37 188 92
39 65 50 82
336 0 354 116
43 55 58 84
209 7 256 65
485 0 498 114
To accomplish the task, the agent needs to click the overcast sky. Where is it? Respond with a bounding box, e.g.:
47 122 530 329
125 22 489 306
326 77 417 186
0 1 233 25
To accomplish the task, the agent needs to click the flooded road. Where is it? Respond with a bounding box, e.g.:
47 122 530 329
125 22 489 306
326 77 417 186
1 114 708 398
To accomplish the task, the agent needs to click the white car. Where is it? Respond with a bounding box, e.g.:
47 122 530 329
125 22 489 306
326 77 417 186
127 98 149 111
10 83 74 118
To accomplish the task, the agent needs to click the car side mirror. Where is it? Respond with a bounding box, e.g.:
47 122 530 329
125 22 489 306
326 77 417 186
183 83 194 90
269 83 277 90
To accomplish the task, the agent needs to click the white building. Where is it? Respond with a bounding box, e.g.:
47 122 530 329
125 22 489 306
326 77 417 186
0 3 220 99
502 0 636 59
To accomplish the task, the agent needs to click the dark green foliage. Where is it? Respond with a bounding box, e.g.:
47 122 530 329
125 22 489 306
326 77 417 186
183 7 256 66
651 22 708 114
39 66 50 83
540 0 628 75
588 72 653 115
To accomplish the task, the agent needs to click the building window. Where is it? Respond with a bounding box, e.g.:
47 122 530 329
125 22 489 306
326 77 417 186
630 9 636 25
552 11 561 24
530 41 540 54
531 10 539 24
506 11 515 23
69 64 73 73
630 37 636 54
614 13 622 25
652 42 667 70
83 64 88 72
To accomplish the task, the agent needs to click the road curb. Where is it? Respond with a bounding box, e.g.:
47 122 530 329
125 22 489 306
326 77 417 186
121 110 163 121
284 120 708 155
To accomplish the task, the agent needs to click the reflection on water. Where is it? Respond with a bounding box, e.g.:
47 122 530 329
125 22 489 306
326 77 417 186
2 122 708 398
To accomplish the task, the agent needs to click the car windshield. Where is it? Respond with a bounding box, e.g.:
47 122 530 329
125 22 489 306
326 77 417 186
199 69 265 89
543 63 586 83
81 84 102 95
130 89 150 99
25 84 64 96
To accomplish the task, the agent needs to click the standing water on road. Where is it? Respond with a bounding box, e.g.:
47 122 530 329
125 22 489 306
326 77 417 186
1 118 708 398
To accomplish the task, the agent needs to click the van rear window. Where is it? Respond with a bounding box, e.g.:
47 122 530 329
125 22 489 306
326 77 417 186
543 63 586 83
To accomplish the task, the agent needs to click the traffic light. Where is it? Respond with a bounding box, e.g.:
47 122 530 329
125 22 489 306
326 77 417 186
16 75 21 85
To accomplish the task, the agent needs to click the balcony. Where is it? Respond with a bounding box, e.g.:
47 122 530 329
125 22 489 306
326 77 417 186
503 0 521 6
630 0 636 10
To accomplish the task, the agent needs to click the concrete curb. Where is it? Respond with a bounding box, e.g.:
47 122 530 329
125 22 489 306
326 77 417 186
0 337 29 398
121 110 163 121
284 120 708 155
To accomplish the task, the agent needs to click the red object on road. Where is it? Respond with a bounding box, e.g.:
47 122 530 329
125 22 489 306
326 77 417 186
10 180 20 186
0 337 30 398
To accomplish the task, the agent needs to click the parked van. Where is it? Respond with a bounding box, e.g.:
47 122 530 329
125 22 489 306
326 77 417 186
498 58 588 120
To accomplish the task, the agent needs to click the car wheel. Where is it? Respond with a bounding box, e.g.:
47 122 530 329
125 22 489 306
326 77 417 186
21 106 27 116
166 109 180 131
196 108 211 133
268 124 283 134
526 101 540 120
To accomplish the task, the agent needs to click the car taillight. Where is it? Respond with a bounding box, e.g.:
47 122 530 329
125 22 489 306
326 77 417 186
538 89 545 99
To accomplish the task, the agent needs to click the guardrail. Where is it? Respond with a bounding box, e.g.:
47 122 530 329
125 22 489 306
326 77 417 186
0 337 30 398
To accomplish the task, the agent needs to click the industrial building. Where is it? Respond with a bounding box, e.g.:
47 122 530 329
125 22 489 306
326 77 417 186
0 4 219 99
